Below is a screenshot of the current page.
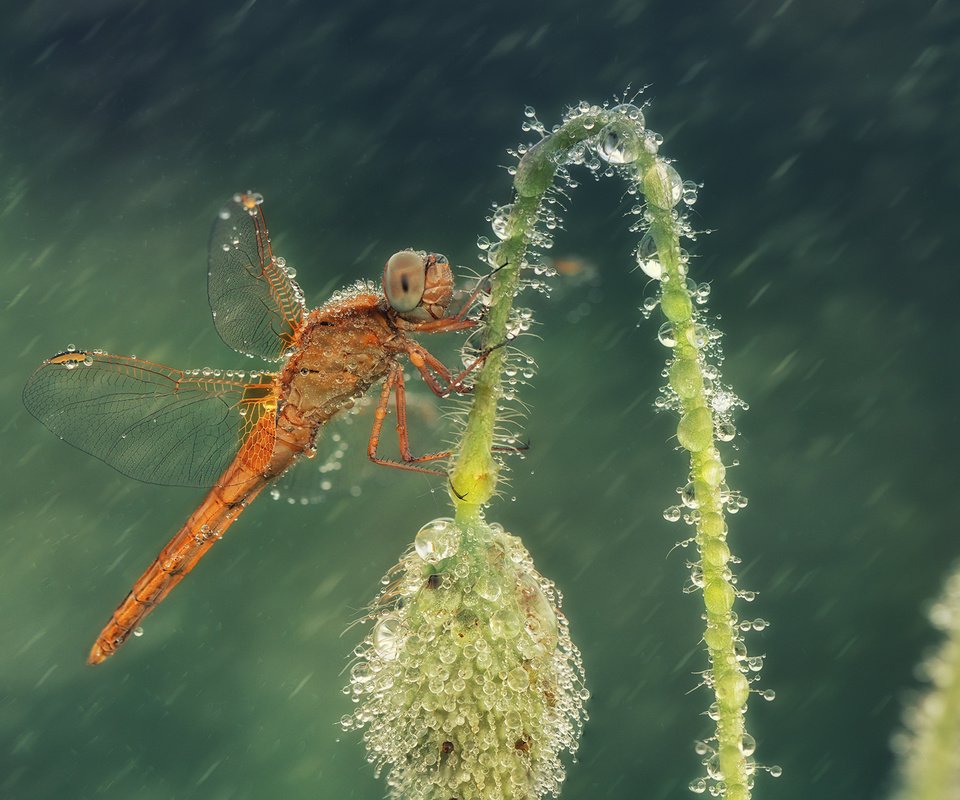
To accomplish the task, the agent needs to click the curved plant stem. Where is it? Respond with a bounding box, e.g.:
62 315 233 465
448 101 760 798
449 116 598 521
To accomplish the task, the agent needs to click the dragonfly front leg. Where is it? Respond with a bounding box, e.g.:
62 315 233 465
406 341 504 398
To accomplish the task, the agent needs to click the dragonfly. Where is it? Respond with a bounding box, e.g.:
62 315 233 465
23 191 490 665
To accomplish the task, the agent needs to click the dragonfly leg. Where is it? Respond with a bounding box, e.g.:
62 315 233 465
447 262 508 323
406 340 504 398
367 363 453 475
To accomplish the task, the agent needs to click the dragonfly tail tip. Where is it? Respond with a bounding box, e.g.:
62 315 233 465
87 643 108 665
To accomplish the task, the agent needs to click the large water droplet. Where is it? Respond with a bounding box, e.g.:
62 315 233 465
597 121 643 165
372 614 403 660
491 204 514 240
414 518 460 563
644 161 683 209
635 232 662 279
351 661 374 684
657 322 677 347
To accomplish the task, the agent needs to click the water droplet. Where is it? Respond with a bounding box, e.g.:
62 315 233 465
491 204 514 240
635 232 662 279
705 753 723 780
372 614 403 660
716 421 736 442
350 661 374 684
643 160 683 209
506 666 530 691
133 626 144 638
490 608 522 639
657 322 677 347
761 689 776 702
486 242 510 270
414 518 460 563
663 506 682 522
475 574 501 602
82 355 94 366
597 121 643 165
643 130 664 154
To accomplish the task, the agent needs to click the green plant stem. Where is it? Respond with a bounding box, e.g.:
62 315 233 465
448 103 756 798
450 118 597 522
646 196 752 799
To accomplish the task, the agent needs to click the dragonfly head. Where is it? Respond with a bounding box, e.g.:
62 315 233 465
383 250 454 322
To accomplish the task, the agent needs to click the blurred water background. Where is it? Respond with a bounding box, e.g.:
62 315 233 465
1 1 958 798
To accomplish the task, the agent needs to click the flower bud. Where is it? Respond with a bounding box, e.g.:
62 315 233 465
343 518 587 799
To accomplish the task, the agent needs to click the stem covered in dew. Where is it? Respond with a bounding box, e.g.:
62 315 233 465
447 99 768 798
449 118 599 521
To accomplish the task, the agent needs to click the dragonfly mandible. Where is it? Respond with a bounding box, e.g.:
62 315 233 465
23 191 488 664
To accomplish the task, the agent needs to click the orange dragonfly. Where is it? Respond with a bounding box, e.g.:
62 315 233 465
23 191 486 665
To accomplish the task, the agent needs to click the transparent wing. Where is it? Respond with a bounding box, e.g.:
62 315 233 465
23 351 278 487
208 192 305 361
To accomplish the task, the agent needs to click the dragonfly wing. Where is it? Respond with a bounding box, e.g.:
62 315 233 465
208 192 306 361
23 352 278 488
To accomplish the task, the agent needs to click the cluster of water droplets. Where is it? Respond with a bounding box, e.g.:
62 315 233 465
58 344 96 369
342 518 587 800
686 737 782 798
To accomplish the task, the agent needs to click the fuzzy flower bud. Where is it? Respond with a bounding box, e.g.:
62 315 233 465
342 517 587 799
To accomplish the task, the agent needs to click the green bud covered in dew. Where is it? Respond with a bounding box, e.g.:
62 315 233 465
343 518 587 800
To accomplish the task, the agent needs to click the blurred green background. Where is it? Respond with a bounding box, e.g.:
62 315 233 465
1 1 957 798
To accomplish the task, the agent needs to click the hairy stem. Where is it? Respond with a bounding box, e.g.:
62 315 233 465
448 100 762 798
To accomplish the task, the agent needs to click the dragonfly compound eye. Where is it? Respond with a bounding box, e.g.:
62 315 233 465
383 250 427 313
